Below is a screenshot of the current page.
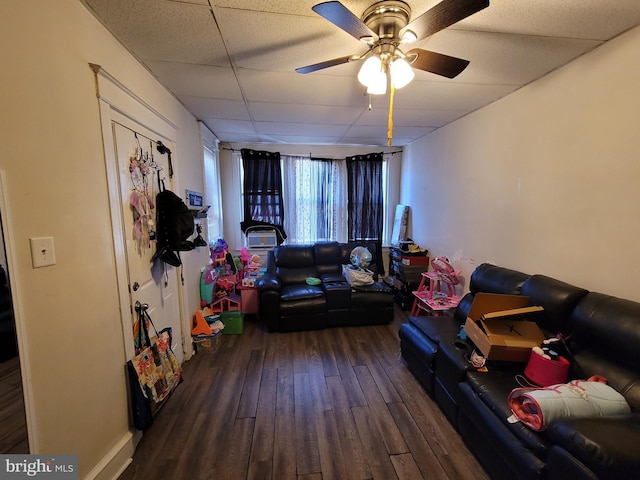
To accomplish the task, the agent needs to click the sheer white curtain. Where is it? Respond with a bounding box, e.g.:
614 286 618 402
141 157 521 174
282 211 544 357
282 155 348 244
203 145 223 242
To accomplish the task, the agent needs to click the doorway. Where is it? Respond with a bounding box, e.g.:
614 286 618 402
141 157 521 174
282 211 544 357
0 210 28 453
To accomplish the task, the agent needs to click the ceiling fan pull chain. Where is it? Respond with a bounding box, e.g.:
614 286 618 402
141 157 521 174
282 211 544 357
387 84 395 147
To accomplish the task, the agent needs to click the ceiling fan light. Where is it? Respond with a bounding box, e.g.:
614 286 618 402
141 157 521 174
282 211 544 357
367 70 387 95
390 58 415 89
357 55 382 87
400 30 417 44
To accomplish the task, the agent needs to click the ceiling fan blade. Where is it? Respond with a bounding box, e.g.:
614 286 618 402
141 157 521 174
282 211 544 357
400 0 489 41
407 49 470 78
296 54 359 74
312 1 378 42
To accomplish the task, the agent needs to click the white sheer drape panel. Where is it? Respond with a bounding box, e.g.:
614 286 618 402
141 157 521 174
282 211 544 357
283 155 348 244
203 145 223 242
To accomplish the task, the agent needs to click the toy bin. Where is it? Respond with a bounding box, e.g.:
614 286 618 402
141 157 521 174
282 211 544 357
193 333 218 353
221 311 244 334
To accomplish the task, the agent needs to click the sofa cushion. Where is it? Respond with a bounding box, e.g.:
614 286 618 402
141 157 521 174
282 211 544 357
567 292 640 409
350 285 392 308
465 370 551 457
314 241 342 277
408 315 461 344
569 292 640 368
521 274 588 334
274 245 318 285
569 349 640 411
280 284 324 302
547 416 640 479
279 295 326 316
469 263 530 295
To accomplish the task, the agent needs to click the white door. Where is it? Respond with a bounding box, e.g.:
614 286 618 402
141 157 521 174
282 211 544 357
111 120 184 363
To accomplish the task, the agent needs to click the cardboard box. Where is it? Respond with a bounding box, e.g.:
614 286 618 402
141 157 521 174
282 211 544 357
464 293 545 362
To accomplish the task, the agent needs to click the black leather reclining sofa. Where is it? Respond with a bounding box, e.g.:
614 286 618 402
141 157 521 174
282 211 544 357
256 241 394 332
399 263 640 480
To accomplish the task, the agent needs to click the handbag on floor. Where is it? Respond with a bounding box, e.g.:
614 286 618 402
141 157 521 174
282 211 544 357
342 264 375 287
127 302 183 430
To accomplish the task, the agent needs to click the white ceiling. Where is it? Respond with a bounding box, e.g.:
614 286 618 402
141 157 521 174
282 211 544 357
81 0 640 147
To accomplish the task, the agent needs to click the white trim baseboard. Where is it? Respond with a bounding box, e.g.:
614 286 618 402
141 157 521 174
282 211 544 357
84 430 142 480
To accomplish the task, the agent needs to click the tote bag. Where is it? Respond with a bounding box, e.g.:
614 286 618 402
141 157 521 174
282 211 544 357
127 304 183 430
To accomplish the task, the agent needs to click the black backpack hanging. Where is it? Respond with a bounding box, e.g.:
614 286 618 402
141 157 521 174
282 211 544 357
153 178 195 266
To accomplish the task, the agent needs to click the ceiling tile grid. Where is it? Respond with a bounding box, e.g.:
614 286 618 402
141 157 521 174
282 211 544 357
82 0 640 146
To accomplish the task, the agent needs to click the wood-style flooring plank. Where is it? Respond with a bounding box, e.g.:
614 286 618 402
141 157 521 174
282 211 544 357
238 349 266 418
325 376 371 480
249 367 277 464
293 373 321 475
352 405 400 480
353 364 408 455
387 402 450 480
330 329 368 407
273 412 297 480
390 453 424 480
314 408 348 479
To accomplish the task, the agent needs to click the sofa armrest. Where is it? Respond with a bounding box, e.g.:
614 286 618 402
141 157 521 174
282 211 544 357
256 272 281 292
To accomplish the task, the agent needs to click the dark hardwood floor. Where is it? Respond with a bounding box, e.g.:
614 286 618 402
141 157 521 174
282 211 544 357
0 355 28 453
119 307 489 480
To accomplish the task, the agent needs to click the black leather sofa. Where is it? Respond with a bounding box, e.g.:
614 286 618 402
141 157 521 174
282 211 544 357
256 241 394 332
399 263 640 480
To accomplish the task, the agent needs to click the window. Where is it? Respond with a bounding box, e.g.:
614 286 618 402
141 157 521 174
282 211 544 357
203 145 224 242
282 156 347 244
240 149 286 243
240 152 392 246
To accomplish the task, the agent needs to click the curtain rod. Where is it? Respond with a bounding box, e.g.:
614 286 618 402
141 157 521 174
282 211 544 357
222 147 402 156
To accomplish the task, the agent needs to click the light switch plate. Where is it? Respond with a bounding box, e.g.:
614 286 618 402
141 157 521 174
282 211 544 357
30 236 56 268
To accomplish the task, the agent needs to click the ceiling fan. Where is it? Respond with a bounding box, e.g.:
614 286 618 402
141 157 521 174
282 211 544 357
296 0 490 93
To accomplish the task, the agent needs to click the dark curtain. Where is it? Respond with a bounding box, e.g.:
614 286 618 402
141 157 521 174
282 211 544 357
241 149 286 241
346 152 385 274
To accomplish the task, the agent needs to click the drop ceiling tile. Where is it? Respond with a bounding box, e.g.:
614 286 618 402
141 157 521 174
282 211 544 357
202 118 257 135
214 8 366 72
237 69 366 106
454 0 640 40
392 81 519 111
179 96 250 120
361 107 466 128
214 132 263 143
256 121 348 137
145 61 242 99
85 0 229 66
256 134 343 145
417 30 602 85
248 102 364 124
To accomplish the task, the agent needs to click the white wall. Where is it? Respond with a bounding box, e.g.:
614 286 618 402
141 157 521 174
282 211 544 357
0 1 207 477
400 25 640 301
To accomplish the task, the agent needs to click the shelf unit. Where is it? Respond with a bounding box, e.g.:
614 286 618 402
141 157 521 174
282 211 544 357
385 248 429 309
